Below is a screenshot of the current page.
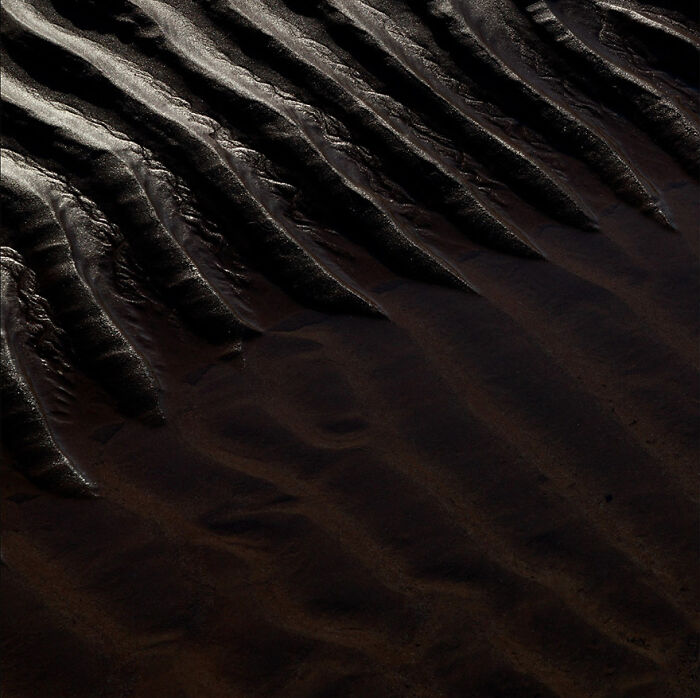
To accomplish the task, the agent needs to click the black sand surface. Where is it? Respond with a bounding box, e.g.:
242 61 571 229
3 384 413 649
1 1 699 696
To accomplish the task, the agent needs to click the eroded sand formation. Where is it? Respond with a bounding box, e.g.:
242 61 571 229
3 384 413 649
1 1 698 696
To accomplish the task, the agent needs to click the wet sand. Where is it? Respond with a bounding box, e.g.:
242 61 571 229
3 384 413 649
1 1 699 696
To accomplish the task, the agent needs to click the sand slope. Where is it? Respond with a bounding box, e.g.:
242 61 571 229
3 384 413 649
1 1 698 696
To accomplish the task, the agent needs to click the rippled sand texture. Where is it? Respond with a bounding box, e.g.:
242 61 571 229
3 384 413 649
1 0 699 696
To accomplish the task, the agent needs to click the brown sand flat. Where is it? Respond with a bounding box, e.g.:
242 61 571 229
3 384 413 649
1 0 699 696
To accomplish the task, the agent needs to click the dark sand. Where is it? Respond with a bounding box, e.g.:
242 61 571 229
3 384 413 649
1 1 699 696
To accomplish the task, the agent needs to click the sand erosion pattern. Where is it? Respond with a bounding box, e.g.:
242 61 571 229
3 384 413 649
1 1 699 696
